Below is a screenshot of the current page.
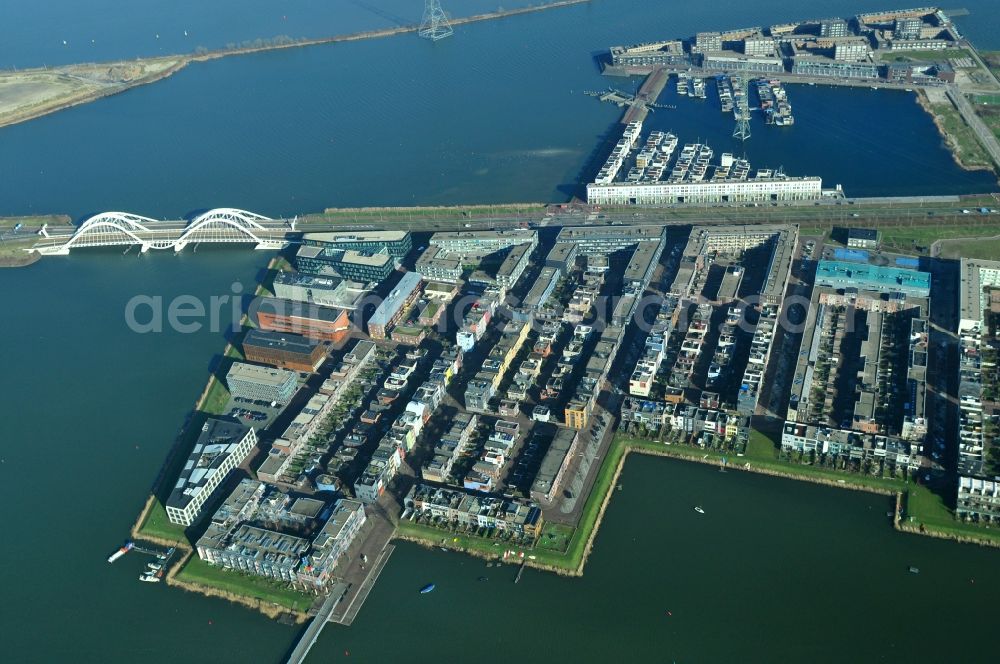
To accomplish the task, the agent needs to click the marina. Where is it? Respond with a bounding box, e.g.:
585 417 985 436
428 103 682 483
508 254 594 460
717 74 734 114
756 78 795 126
5 3 1000 664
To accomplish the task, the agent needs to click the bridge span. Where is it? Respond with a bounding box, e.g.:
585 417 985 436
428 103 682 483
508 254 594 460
32 208 296 255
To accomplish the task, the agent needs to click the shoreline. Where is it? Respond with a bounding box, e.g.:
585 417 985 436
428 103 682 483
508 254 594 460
0 252 39 268
0 0 591 130
165 549 310 623
914 89 997 175
397 439 1000 580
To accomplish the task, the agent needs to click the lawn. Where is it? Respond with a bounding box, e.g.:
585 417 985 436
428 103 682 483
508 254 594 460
880 48 971 63
313 204 545 222
397 434 633 572
537 522 575 554
0 214 72 229
746 429 779 462
879 222 1000 253
937 237 1000 260
905 483 1000 546
136 499 187 542
929 100 994 170
615 433 907 494
174 556 314 613
200 375 232 415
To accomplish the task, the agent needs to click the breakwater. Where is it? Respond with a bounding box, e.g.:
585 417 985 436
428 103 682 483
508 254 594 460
0 0 591 130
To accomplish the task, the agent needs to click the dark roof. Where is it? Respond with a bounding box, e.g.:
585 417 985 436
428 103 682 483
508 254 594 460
848 228 879 241
167 417 252 511
254 297 347 323
243 328 322 354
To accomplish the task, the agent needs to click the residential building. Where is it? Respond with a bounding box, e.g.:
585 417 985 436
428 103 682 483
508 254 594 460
367 271 423 339
391 324 427 346
424 280 460 301
894 16 923 40
254 297 351 344
516 267 559 319
465 375 496 412
496 243 533 288
404 484 544 538
272 271 366 310
781 422 921 470
814 260 930 297
743 36 775 57
555 224 667 255
415 245 463 282
833 38 871 61
166 418 258 526
820 18 850 37
242 329 326 372
957 476 1000 523
609 40 687 67
694 31 722 52
295 245 395 283
847 228 880 249
301 230 412 258
196 481 366 589
225 362 298 403
545 241 578 275
530 428 580 504
429 229 538 256
565 386 595 430
791 56 878 78
422 413 478 483
701 52 785 73
587 176 824 206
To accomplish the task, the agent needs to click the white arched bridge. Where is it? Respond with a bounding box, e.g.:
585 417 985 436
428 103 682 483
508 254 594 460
33 208 296 255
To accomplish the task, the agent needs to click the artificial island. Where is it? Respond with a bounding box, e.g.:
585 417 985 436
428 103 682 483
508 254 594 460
5 6 1000 664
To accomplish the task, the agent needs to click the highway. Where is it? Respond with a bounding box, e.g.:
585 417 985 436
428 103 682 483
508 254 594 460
9 192 1000 257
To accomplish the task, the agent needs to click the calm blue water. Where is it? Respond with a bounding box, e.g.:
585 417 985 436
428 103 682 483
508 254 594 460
2 3 1000 663
0 0 997 219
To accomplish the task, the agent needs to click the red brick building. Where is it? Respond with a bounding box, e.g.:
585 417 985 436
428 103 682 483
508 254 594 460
254 297 351 344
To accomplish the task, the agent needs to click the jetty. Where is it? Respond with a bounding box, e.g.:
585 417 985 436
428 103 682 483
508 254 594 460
621 67 670 125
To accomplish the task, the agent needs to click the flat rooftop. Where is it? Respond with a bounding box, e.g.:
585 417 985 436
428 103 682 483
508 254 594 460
304 246 392 267
255 296 347 323
816 260 931 296
546 241 577 264
226 362 298 388
623 241 662 285
368 271 423 327
303 230 409 243
497 243 533 279
960 258 1000 327
531 428 578 498
243 328 322 354
430 229 537 243
273 270 343 291
167 418 252 512
556 224 665 244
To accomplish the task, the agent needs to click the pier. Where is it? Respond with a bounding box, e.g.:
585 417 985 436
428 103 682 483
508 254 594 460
621 67 669 125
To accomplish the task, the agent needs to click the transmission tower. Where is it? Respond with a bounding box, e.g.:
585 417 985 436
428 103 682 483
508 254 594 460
733 78 751 142
419 0 454 41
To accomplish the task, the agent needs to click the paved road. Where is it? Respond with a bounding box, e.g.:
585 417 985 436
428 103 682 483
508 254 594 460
947 86 1000 169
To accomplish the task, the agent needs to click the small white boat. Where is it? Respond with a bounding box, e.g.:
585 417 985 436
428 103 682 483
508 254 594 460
139 574 161 583
694 506 705 514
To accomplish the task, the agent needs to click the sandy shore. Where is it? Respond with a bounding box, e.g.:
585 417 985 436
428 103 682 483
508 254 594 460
0 0 590 130
0 58 189 129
